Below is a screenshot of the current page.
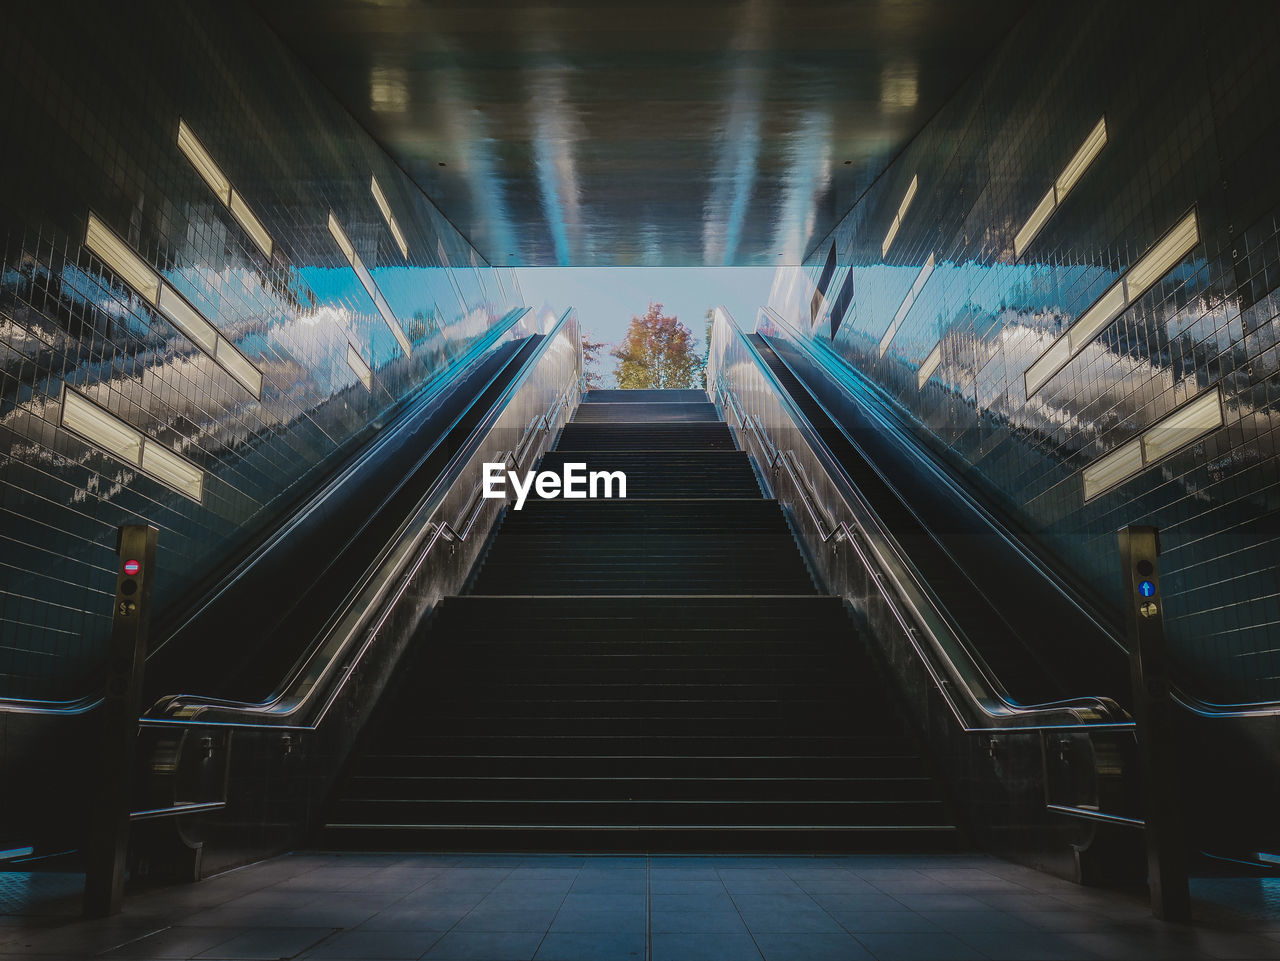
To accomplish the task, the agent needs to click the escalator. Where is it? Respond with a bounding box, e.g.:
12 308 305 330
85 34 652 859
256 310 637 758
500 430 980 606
323 389 958 852
144 331 545 705
749 333 1130 709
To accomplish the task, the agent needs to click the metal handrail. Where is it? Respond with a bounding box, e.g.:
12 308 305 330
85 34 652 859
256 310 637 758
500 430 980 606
711 309 1129 733
143 310 581 731
759 307 1280 721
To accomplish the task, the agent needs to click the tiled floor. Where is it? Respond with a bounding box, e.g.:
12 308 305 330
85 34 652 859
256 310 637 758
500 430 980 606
2 852 1280 960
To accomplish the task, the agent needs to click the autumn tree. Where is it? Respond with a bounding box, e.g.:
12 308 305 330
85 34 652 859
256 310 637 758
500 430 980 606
611 302 704 389
581 331 608 390
703 308 715 384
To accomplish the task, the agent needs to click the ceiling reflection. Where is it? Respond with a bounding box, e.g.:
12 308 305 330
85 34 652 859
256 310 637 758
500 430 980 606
250 0 1028 266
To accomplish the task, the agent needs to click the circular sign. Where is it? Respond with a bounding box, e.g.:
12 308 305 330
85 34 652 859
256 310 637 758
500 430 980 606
123 559 141 576
1138 579 1155 598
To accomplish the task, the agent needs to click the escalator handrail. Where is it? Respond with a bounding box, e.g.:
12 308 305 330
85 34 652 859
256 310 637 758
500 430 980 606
0 307 536 718
140 307 581 731
711 307 1130 732
761 305 1128 656
761 307 1280 720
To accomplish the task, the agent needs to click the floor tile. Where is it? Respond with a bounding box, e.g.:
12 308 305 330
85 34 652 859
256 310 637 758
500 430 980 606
532 931 646 961
301 928 443 959
454 907 556 932
853 931 987 960
752 930 874 961
811 892 907 913
651 929 763 961
832 910 942 933
98 926 240 959
423 930 546 960
650 910 750 933
959 929 1101 960
193 927 335 959
549 908 646 933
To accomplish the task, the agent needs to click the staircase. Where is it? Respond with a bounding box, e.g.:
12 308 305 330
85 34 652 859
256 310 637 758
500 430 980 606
323 388 957 851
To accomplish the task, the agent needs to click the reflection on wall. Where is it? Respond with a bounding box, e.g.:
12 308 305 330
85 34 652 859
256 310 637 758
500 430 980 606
0 1 523 700
770 0 1280 704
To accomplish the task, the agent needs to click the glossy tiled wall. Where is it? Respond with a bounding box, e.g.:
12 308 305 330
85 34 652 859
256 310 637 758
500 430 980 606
0 1 524 700
770 0 1280 703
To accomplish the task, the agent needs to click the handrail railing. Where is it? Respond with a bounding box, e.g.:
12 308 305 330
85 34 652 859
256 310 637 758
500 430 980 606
761 305 1128 656
141 308 582 731
0 306 540 718
710 307 1129 733
758 306 1280 721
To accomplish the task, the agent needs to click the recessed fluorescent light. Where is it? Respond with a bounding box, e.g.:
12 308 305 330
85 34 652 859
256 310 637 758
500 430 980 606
880 253 935 357
1014 188 1056 258
177 119 273 258
370 175 410 260
328 212 356 263
918 342 942 388
329 210 412 356
882 174 918 257
1056 116 1108 200
1081 386 1224 501
347 342 373 391
141 442 204 502
215 337 264 398
1015 116 1107 258
1124 209 1199 295
1083 439 1144 501
176 120 231 204
1025 208 1198 397
153 277 262 397
85 213 161 305
61 388 143 466
1024 336 1072 397
61 389 205 503
1067 281 1127 353
228 190 273 258
1142 388 1222 462
157 285 219 354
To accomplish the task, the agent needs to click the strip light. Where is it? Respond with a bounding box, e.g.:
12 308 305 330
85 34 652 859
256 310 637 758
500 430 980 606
328 212 413 356
917 342 942 389
882 174 918 258
1025 208 1199 397
347 342 373 391
86 213 264 399
1082 439 1143 502
370 175 410 260
215 338 264 397
879 253 935 357
1141 388 1223 462
1014 117 1107 258
1081 387 1224 501
176 119 273 258
86 213 161 304
59 388 204 502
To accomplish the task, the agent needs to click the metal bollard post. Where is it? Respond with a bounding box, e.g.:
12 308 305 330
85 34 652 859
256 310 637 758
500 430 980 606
83 525 158 917
1117 524 1190 921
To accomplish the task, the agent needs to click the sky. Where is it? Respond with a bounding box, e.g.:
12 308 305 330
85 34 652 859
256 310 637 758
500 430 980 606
515 267 778 386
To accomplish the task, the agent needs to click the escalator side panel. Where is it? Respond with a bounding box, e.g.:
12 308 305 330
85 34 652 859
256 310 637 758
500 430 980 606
751 333 1129 707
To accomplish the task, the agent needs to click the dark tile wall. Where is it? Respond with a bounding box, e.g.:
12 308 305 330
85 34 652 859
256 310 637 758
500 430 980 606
0 2 524 700
770 0 1280 703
